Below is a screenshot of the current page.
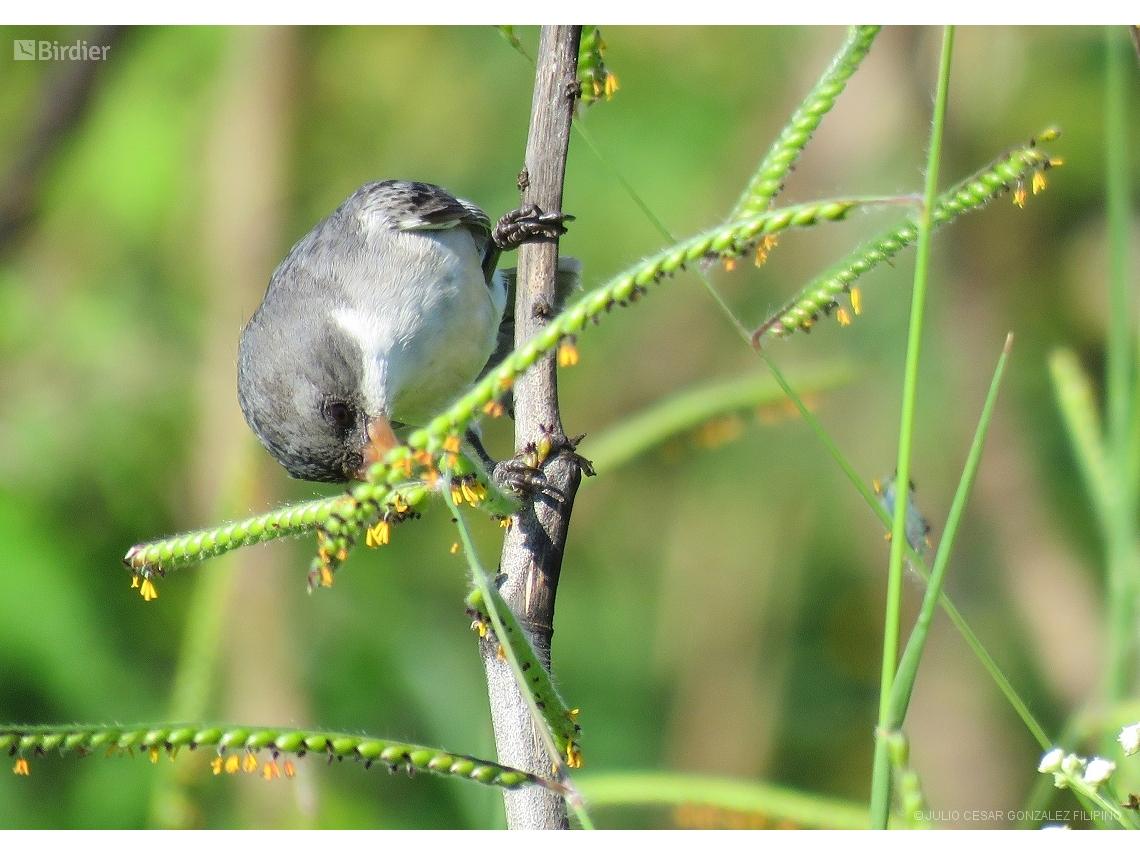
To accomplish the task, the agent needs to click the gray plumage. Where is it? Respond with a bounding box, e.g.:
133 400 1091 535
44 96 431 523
238 180 506 482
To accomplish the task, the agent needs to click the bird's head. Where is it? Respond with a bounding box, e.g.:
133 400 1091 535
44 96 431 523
237 303 398 483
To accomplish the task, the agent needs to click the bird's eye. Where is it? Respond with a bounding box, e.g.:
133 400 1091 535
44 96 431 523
323 400 354 429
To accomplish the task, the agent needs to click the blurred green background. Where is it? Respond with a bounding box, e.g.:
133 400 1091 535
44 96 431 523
0 25 1135 828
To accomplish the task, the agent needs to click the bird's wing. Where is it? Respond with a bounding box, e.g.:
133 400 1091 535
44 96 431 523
353 180 492 238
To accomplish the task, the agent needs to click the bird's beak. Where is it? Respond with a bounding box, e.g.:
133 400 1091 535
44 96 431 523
352 414 400 480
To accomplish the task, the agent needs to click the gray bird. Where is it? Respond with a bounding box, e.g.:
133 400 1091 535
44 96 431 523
237 180 569 483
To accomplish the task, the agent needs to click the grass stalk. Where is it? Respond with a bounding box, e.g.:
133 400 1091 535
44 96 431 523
886 334 1013 726
870 26 954 829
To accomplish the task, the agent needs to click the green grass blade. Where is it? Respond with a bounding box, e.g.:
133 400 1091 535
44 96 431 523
579 362 853 477
887 334 1013 726
574 771 873 829
870 26 955 830
761 352 1051 750
1049 349 1111 531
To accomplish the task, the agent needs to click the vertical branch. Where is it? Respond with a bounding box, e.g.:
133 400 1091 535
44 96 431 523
482 24 582 830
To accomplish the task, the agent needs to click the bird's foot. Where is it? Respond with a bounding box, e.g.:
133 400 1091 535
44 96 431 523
492 205 574 252
492 431 594 498
491 455 552 498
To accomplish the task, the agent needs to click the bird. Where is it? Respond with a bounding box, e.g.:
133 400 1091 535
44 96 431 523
237 179 570 484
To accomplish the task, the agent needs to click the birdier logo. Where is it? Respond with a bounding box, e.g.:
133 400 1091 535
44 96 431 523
13 39 111 61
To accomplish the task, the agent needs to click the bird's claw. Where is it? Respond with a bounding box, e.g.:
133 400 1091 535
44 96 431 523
492 205 574 251
491 455 553 499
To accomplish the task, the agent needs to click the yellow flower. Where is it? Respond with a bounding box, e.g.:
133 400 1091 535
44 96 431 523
566 742 584 769
483 400 505 418
498 517 512 530
723 257 736 272
130 575 140 589
392 494 409 514
149 747 160 764
243 754 259 773
366 520 391 548
1032 171 1047 195
755 234 778 267
450 542 460 555
850 287 862 315
837 307 852 327
443 435 461 454
140 578 158 602
225 755 240 774
1013 184 1027 208
263 761 281 781
13 758 29 776
558 340 580 368
319 566 334 588
211 757 224 775
284 760 296 778
604 72 619 99
451 484 464 505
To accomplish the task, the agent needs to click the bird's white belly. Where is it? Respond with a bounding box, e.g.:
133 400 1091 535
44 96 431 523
334 226 502 427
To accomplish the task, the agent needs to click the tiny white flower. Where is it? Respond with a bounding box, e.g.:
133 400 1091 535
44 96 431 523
1082 757 1116 788
1038 747 1065 773
1118 723 1140 756
1061 753 1085 776
1052 771 1069 789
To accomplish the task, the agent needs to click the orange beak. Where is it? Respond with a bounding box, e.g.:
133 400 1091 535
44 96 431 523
353 414 400 480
